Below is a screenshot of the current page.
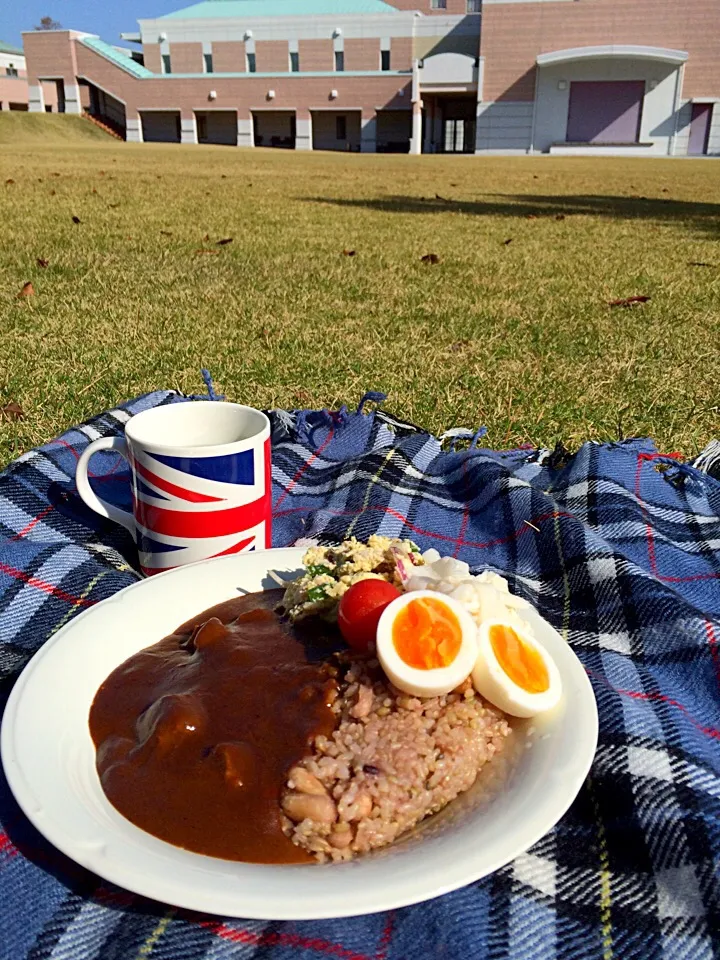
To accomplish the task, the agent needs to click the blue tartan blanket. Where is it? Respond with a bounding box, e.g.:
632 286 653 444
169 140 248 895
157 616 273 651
0 389 719 960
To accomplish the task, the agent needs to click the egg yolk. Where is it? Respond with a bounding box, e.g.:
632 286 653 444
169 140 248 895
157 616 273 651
392 597 462 670
489 624 549 693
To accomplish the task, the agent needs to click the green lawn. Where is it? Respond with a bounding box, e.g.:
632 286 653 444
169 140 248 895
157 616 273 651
1 118 719 467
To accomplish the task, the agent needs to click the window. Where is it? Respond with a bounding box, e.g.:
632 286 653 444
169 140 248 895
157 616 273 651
290 51 299 72
246 51 256 73
381 49 390 71
161 53 171 74
336 115 347 139
467 0 481 10
334 50 344 72
431 0 447 8
6 64 19 77
204 52 213 73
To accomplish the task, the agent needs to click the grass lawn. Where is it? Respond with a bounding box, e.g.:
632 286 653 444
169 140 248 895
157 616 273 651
1 116 719 467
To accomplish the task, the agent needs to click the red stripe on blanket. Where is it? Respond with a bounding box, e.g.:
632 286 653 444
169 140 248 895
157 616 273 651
0 562 95 608
198 920 373 960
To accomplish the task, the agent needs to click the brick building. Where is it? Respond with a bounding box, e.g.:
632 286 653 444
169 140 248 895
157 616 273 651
20 0 720 155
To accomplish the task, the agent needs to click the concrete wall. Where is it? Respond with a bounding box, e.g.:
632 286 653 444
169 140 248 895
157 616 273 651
533 58 682 154
414 15 481 60
138 12 418 46
707 104 720 156
475 101 533 152
387 0 471 15
311 109 361 150
674 99 693 155
480 0 720 103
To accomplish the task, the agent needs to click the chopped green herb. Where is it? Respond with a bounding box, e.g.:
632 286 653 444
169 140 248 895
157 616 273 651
307 585 329 602
307 564 333 578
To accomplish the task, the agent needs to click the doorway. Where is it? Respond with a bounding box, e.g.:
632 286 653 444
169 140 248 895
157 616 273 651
566 80 644 143
688 102 712 155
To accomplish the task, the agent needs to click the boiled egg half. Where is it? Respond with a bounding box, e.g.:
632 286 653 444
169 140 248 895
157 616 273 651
471 618 561 717
376 590 478 698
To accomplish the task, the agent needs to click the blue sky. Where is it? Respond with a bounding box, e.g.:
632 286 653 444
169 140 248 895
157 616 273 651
1 1 183 47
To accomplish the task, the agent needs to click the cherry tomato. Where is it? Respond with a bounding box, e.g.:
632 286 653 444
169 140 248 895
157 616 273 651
338 579 402 652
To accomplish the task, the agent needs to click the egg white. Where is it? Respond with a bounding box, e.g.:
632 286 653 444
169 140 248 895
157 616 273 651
471 617 562 718
375 590 479 698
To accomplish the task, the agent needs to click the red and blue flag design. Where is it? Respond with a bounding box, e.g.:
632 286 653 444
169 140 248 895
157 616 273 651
129 439 271 575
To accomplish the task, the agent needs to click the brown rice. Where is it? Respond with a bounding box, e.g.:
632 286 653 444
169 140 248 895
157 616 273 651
281 658 511 862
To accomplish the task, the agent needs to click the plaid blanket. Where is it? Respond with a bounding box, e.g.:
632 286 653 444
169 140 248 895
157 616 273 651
1 389 719 960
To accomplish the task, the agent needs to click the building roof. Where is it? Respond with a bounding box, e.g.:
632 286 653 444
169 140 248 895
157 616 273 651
0 40 24 56
160 0 400 18
81 37 155 77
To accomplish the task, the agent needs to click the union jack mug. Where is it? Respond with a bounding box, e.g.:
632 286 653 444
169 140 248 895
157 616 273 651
75 402 271 575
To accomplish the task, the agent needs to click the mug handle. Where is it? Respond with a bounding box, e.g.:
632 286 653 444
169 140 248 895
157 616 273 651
75 436 135 533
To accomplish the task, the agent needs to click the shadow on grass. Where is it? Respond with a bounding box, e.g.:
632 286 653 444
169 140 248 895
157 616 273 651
305 193 720 237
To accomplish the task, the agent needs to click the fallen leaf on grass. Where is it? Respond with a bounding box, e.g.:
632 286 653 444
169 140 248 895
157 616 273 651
293 389 312 406
608 295 651 308
342 249 356 257
526 214 537 220
533 174 539 179
37 178 43 183
50 190 56 196
216 238 233 246
72 215 82 224
36 258 49 268
203 233 211 242
160 230 173 236
450 340 471 352
555 214 566 221
99 171 106 176
662 188 669 193
503 238 514 246
108 203 120 209
5 178 15 185
0 401 24 421
689 261 715 268
17 282 34 298
51 172 61 178
91 188 98 194
221 174 227 179
421 252 441 264
195 249 220 256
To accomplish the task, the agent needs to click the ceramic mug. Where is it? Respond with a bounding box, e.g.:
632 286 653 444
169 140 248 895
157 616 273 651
75 402 272 575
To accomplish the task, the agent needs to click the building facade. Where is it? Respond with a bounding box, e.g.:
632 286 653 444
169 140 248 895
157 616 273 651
0 40 30 111
21 0 720 155
1 39 59 112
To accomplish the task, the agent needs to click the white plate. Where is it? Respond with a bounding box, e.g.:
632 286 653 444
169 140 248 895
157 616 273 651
1 548 598 920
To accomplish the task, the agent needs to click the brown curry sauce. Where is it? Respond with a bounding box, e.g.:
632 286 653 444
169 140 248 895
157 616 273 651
88 589 339 863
